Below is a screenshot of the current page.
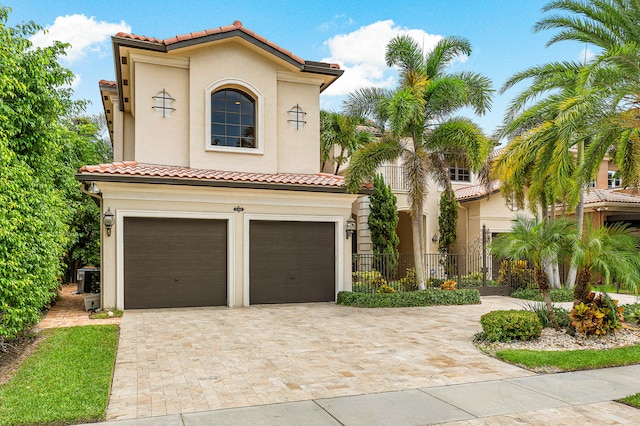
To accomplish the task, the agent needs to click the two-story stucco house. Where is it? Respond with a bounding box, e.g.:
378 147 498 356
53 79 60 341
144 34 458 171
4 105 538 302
77 21 366 310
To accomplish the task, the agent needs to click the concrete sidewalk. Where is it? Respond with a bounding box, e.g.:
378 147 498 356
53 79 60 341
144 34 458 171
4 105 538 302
90 364 640 425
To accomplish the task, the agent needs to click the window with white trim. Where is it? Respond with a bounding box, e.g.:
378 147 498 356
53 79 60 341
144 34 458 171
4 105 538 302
608 171 622 188
210 88 256 149
449 166 471 182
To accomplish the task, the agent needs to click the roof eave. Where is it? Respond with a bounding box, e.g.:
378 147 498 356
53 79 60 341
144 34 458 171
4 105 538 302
76 173 372 195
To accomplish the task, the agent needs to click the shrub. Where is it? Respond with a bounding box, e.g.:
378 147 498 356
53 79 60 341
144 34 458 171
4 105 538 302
460 271 499 287
377 284 396 294
352 270 387 292
427 278 445 288
441 280 457 290
623 303 640 324
399 268 418 292
336 289 480 308
523 301 570 328
480 310 542 342
510 287 573 302
570 292 624 336
498 259 535 289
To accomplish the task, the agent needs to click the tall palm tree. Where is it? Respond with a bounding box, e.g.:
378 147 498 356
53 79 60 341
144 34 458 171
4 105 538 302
320 111 375 175
491 215 576 330
570 222 640 305
496 0 640 287
345 34 493 289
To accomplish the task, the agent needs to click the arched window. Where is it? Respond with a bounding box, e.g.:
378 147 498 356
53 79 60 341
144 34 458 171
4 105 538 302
210 88 256 149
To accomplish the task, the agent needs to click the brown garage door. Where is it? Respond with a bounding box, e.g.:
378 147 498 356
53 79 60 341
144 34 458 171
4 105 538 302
124 217 227 309
250 221 335 304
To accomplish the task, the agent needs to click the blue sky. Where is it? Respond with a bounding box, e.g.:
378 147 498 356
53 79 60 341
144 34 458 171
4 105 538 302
6 0 590 137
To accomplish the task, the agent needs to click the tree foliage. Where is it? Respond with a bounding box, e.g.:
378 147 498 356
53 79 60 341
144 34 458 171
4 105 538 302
345 34 493 289
368 175 400 271
0 7 106 341
438 189 458 253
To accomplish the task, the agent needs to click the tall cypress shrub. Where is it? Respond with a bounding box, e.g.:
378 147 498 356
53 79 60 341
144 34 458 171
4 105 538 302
438 189 459 253
368 175 400 275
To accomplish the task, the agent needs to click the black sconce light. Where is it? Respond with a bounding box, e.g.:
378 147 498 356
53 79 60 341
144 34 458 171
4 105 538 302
103 207 115 236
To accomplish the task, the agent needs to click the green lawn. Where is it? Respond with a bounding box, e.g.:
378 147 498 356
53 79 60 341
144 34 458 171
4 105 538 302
495 344 640 408
0 325 119 425
496 344 640 371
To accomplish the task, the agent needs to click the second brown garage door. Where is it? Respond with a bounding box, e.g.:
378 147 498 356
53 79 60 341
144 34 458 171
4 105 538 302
124 217 227 309
249 220 335 304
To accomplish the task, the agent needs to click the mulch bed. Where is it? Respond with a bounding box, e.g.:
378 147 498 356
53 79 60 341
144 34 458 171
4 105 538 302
0 333 45 386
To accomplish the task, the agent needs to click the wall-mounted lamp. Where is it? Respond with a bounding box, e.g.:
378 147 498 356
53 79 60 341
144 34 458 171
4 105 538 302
432 233 439 244
103 207 115 237
87 182 100 194
346 217 356 239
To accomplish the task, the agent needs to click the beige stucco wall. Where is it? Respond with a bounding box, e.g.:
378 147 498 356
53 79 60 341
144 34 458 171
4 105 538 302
133 59 190 166
117 39 324 174
276 77 322 174
456 192 532 251
97 181 357 310
122 113 135 161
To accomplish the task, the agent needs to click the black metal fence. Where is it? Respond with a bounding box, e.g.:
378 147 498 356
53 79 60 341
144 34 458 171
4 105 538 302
351 244 539 296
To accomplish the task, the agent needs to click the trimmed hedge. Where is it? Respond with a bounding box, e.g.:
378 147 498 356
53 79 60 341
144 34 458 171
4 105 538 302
480 310 542 342
510 287 574 302
336 289 480 308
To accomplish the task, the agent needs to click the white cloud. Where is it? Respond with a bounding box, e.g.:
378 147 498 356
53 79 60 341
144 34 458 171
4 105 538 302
29 14 130 63
320 20 444 97
70 74 81 90
579 46 596 63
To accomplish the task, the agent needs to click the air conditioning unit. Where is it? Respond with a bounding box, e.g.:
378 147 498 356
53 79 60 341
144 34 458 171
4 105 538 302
77 266 100 294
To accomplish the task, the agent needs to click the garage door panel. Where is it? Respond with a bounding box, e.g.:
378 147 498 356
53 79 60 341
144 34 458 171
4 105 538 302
124 217 227 309
250 221 335 304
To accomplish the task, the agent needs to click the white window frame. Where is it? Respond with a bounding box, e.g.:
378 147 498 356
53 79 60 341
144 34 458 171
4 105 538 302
450 166 471 183
204 78 264 154
608 171 622 188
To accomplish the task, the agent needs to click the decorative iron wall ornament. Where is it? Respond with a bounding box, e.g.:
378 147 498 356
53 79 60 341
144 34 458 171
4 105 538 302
152 89 176 117
287 104 306 130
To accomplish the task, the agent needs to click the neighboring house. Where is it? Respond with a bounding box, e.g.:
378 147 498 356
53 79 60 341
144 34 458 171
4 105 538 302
355 148 640 263
77 21 367 310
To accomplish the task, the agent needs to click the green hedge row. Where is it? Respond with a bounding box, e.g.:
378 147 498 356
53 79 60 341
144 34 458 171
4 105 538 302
336 289 481 308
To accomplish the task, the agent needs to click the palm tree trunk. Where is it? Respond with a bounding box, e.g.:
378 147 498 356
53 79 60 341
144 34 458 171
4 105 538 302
334 147 346 175
574 268 592 306
567 142 586 289
536 267 560 330
412 213 426 290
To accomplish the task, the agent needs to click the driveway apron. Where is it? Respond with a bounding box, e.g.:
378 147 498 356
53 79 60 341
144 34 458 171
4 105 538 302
107 297 536 420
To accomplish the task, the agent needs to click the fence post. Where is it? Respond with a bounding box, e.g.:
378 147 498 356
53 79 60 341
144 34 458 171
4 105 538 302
482 224 487 288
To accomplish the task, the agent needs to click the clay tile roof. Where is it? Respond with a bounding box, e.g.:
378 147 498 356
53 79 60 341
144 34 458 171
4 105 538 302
114 20 305 65
455 181 501 201
583 189 640 205
78 162 352 189
99 80 117 87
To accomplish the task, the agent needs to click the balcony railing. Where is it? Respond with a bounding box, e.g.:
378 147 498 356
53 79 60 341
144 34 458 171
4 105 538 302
377 166 409 191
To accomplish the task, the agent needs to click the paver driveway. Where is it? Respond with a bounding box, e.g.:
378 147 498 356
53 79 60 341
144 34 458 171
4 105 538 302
107 297 537 420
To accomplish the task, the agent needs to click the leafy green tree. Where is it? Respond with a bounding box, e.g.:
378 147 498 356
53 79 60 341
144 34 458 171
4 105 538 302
320 111 374 174
345 34 492 289
368 174 400 273
61 115 113 282
438 189 459 253
491 215 575 330
0 6 83 341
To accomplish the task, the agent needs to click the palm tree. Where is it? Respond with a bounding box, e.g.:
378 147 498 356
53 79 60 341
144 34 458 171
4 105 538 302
345 34 493 289
570 222 640 305
320 111 375 175
491 215 576 330
495 0 640 287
